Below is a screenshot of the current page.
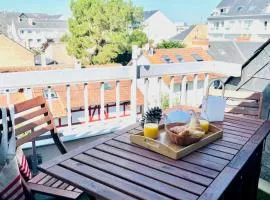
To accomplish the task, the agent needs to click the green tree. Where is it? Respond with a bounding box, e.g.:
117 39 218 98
60 34 69 42
157 40 186 49
66 0 148 65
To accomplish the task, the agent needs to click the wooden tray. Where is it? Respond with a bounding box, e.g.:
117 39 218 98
130 124 223 160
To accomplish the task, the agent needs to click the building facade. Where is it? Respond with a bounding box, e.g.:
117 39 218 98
208 0 270 42
0 12 68 49
170 24 209 48
143 10 177 44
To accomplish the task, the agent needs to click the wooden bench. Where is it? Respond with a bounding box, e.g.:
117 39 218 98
12 96 84 199
210 89 263 119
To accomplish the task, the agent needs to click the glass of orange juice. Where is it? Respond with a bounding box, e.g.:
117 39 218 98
144 120 159 139
199 119 210 133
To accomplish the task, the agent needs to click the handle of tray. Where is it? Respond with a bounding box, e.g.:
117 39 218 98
145 138 160 149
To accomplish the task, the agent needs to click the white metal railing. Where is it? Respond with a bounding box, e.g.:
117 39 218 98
0 47 242 129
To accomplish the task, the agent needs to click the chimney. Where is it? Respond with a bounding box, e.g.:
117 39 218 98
41 53 46 67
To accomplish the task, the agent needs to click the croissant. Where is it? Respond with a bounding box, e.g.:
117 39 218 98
188 116 205 138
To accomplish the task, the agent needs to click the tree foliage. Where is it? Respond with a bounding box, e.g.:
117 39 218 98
157 40 186 49
66 0 148 65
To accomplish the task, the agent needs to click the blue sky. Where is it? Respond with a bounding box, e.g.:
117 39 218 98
0 0 221 24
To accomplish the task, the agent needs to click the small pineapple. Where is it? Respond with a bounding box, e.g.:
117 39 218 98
141 107 162 127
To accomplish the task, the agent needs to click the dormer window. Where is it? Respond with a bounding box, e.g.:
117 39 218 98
43 89 58 99
220 7 229 15
192 53 204 62
175 55 183 62
162 55 172 63
264 4 270 13
237 6 243 12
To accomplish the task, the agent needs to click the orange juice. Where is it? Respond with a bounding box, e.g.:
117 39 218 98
144 123 159 139
200 120 209 133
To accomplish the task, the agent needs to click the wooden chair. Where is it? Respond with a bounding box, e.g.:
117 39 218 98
11 96 84 199
209 89 263 119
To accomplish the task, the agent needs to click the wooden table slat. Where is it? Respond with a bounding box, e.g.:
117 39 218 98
38 123 140 170
37 175 52 185
206 144 239 155
212 140 243 150
85 149 206 194
111 136 220 178
60 159 197 200
95 143 213 186
221 136 247 145
197 147 234 160
74 153 205 196
224 115 264 124
217 121 260 131
48 165 138 200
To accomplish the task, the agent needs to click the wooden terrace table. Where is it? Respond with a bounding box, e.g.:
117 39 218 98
38 114 270 200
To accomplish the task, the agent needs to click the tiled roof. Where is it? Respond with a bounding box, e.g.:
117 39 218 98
163 73 224 85
0 92 26 107
144 10 159 21
145 47 213 64
0 81 144 118
0 66 74 73
32 81 144 117
143 47 223 85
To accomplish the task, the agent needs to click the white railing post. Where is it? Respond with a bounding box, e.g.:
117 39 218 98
100 82 105 121
83 83 89 124
25 88 33 100
204 73 209 95
193 74 198 106
169 76 174 108
47 86 52 111
181 75 187 105
130 45 138 123
144 78 149 113
157 77 162 107
66 84 72 128
116 80 120 119
5 89 10 106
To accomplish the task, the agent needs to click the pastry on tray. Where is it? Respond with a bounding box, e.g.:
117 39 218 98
166 112 205 146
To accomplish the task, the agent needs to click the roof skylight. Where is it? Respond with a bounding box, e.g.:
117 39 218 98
192 53 204 62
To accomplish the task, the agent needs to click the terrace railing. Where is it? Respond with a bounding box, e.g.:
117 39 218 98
0 47 242 128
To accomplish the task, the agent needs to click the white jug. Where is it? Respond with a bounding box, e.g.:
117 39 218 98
200 80 226 122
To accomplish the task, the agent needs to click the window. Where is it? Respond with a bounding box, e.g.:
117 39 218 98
37 39 41 42
28 39 33 43
43 88 58 99
162 55 172 63
237 6 243 12
192 53 204 62
221 21 224 27
175 55 184 62
21 30 24 34
27 30 32 33
265 21 268 30
215 22 220 30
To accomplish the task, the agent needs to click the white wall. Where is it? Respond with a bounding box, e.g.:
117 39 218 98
143 11 177 44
